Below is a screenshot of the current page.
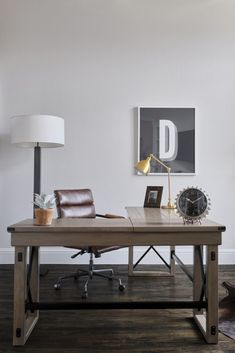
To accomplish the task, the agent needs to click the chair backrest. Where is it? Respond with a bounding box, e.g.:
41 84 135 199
54 189 96 219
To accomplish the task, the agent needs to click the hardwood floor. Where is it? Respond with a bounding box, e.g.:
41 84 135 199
0 264 235 353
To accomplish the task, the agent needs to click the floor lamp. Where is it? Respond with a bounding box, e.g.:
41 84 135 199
10 115 65 216
11 115 64 278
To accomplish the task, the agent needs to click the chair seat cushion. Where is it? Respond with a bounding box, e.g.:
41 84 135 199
92 246 124 257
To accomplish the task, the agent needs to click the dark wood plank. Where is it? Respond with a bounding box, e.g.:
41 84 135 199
0 264 234 352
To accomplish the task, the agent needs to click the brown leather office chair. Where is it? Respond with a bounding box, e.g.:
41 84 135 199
54 189 125 298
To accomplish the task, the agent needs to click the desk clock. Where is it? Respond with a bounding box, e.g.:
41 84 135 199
175 187 210 224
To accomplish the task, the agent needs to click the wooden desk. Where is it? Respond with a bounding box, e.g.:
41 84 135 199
8 209 225 345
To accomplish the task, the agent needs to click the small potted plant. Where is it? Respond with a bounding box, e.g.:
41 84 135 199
33 193 55 225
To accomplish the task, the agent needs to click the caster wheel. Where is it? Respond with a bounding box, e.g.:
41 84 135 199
82 292 88 299
119 284 125 292
54 283 61 290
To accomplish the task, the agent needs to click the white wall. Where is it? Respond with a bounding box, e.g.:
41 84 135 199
0 0 235 264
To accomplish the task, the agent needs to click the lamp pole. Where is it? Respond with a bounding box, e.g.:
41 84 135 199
149 154 175 209
34 143 41 196
33 143 41 217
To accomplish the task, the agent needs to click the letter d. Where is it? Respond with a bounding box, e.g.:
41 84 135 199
159 120 178 161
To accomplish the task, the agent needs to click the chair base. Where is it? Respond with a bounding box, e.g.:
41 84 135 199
54 253 125 298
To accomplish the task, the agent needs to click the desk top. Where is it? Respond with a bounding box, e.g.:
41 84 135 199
8 208 225 247
126 207 226 233
8 208 226 234
8 218 132 233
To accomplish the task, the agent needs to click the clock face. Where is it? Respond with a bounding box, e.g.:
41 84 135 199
177 188 208 220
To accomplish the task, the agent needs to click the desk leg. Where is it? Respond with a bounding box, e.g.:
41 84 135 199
128 246 134 276
13 246 39 346
193 245 204 316
194 245 218 344
28 246 40 334
206 245 218 343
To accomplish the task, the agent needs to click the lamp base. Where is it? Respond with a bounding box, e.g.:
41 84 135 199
161 202 176 209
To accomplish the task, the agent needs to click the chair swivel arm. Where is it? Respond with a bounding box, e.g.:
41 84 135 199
70 249 86 259
96 213 125 219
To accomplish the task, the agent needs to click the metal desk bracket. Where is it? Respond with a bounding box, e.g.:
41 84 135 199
128 245 175 277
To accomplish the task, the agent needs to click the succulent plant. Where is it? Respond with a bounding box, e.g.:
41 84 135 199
33 193 55 209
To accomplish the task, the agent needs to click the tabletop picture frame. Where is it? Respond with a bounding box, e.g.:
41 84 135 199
144 186 163 208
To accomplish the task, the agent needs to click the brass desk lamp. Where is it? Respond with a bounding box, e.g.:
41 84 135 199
135 154 175 209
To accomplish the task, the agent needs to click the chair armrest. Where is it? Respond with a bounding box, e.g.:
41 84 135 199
96 213 125 219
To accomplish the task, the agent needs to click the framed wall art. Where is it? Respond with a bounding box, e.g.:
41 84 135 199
144 186 163 208
138 107 196 175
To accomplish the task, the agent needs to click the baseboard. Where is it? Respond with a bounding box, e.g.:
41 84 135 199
1 247 235 265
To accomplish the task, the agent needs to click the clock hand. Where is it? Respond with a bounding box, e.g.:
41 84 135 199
192 196 203 204
186 198 194 204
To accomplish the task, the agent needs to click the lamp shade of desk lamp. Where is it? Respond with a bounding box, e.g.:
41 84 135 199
11 115 64 215
135 153 175 209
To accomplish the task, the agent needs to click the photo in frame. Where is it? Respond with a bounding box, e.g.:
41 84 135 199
138 107 195 175
144 186 163 208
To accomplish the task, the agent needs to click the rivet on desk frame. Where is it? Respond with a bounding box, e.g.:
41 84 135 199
210 251 216 261
16 328 21 337
211 325 216 335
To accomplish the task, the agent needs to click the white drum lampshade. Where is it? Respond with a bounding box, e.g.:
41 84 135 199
11 115 64 147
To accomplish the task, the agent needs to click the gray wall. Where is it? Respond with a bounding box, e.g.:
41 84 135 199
0 0 234 264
